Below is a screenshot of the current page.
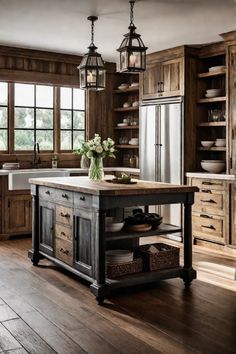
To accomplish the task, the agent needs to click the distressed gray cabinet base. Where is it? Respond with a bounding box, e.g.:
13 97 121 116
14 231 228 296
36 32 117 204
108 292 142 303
28 177 198 303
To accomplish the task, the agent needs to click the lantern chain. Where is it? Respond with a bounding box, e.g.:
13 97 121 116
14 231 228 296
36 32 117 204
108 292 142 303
129 1 135 26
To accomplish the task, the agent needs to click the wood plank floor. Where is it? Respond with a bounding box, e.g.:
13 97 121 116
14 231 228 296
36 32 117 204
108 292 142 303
0 238 236 354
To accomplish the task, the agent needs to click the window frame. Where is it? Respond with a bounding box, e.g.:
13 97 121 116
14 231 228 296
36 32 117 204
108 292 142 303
0 81 86 154
0 82 9 153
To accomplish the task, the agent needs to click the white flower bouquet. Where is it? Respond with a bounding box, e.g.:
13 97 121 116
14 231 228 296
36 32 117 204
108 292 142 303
75 134 116 181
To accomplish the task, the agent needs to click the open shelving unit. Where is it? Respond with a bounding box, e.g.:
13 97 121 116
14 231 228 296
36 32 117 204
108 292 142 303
196 53 228 172
112 73 140 168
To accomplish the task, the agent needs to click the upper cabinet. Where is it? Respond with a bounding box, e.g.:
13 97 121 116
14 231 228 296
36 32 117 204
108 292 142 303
140 49 184 100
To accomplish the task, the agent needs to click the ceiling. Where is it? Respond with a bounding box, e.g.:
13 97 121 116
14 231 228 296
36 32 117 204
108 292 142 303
1 0 236 63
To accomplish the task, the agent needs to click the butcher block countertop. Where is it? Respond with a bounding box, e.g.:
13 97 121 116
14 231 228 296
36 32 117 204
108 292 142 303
29 176 198 196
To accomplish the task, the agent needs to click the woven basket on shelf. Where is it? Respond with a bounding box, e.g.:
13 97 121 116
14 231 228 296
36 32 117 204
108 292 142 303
106 258 143 279
135 243 180 272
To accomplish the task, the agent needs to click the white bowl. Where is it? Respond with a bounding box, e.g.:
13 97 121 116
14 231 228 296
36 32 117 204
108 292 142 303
123 102 131 108
120 83 129 87
131 82 139 87
201 160 226 173
201 141 214 147
132 101 139 107
105 221 124 233
215 141 226 147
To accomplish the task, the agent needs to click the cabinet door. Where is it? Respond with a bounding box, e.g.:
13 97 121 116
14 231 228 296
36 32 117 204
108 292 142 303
162 58 184 97
39 200 55 256
230 183 236 246
141 62 162 100
5 195 32 234
229 45 236 174
73 208 94 277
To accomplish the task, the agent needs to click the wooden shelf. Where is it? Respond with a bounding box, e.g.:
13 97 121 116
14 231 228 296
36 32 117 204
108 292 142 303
197 97 226 103
197 70 226 78
116 144 139 149
114 107 139 112
114 87 139 93
198 121 226 127
114 125 139 130
106 223 182 242
198 147 226 151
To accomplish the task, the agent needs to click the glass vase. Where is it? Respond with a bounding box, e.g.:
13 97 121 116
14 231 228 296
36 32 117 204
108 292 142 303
88 156 104 182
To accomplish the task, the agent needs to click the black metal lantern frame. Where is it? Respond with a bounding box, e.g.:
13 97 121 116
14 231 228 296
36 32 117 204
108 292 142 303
78 16 106 90
117 0 147 72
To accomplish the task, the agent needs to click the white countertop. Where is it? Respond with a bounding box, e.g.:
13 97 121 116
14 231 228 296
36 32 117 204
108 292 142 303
186 172 235 180
0 167 140 176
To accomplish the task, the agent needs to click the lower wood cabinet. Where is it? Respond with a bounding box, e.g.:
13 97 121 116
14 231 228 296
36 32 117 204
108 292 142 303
5 195 32 234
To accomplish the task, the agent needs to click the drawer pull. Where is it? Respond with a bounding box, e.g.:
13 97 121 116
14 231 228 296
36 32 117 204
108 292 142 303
45 190 50 195
80 196 85 201
201 224 216 230
200 189 212 193
62 193 68 199
60 247 69 255
200 199 216 204
200 214 213 219
60 212 70 218
202 181 222 186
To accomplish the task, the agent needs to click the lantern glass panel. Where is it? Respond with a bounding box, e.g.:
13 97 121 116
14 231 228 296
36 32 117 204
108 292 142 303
120 51 128 71
128 51 141 69
80 69 86 89
98 70 105 88
87 69 97 86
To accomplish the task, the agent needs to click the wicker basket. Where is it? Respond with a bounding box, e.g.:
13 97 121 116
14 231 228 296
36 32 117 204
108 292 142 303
135 243 180 271
106 258 143 279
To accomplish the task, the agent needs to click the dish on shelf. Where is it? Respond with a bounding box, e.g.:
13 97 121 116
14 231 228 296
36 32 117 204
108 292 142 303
129 138 139 145
200 141 214 148
123 102 131 108
125 223 152 232
208 66 226 72
106 249 133 264
215 138 226 147
132 101 139 107
117 123 128 127
105 219 125 233
119 136 129 144
201 160 226 173
2 162 20 170
130 82 139 87
118 83 129 90
205 88 223 98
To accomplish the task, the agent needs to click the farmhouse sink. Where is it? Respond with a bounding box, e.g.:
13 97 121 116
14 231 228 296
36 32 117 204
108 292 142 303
8 169 70 190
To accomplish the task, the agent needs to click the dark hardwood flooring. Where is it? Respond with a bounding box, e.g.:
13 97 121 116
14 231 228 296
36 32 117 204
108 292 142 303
0 238 236 354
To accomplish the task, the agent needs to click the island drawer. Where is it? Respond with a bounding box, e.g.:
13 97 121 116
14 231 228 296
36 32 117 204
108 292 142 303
193 190 224 216
55 205 73 227
39 186 73 205
55 223 72 241
55 238 73 266
192 212 225 243
74 192 92 208
192 178 226 191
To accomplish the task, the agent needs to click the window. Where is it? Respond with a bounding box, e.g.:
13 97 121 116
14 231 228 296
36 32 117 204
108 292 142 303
0 82 8 151
14 84 54 150
60 87 85 150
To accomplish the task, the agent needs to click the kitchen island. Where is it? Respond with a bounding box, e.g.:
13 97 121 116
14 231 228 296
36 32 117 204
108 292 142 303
28 176 198 303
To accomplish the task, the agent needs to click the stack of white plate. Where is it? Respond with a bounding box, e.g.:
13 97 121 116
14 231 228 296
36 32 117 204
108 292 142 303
208 65 226 72
106 250 133 264
2 162 20 170
205 89 223 98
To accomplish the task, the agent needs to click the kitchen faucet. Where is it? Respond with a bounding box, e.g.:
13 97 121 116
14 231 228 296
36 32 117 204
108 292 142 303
33 142 41 168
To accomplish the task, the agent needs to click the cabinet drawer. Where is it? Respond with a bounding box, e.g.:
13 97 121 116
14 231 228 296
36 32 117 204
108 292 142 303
192 213 225 243
55 223 72 241
56 205 72 227
55 238 73 266
193 191 224 215
192 178 226 191
74 192 92 208
39 186 73 206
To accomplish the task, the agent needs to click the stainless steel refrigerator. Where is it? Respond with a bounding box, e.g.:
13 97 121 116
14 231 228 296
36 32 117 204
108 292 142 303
139 97 184 239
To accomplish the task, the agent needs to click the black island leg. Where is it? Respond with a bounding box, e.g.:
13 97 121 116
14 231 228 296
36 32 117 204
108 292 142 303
28 189 42 266
90 210 107 304
181 193 197 287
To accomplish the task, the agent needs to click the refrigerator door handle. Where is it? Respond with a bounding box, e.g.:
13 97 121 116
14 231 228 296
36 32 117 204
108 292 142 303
155 143 163 146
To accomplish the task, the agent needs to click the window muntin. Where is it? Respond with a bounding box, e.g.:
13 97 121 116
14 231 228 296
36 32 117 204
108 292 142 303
14 84 54 151
0 82 8 151
60 88 85 151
